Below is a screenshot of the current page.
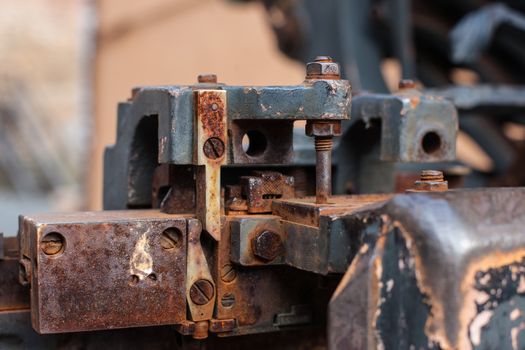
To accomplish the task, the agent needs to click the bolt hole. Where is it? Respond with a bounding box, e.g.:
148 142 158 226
422 131 442 155
148 273 157 281
160 227 183 250
242 130 267 157
40 232 65 256
130 275 139 286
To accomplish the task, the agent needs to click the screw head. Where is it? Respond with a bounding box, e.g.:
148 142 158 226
220 264 237 283
221 293 236 308
160 227 182 250
41 232 65 256
203 137 225 159
190 279 215 305
251 230 283 262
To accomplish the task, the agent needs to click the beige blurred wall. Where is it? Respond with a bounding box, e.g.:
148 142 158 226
90 0 304 209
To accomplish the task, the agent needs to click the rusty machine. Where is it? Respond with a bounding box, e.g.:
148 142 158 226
2 56 525 349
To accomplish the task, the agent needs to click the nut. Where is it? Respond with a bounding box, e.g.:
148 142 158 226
305 121 342 137
251 230 283 261
306 56 340 79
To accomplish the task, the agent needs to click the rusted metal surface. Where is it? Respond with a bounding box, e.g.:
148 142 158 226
329 188 525 349
230 216 284 266
185 218 215 330
18 210 188 333
0 236 30 312
213 215 336 337
272 194 392 227
240 171 294 213
194 89 227 241
251 230 283 262
160 165 196 214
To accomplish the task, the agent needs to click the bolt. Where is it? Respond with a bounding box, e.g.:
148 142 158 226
220 264 237 283
189 279 215 305
203 137 225 159
160 227 182 250
314 137 333 204
41 232 65 256
408 170 448 192
198 74 217 84
252 230 283 261
399 79 416 90
306 56 341 80
305 121 341 204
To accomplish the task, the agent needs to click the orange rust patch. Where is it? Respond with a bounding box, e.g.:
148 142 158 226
197 91 225 138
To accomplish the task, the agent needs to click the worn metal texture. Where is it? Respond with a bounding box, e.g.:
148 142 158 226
351 90 457 163
104 79 350 210
240 171 295 213
329 188 525 350
186 218 215 327
0 236 30 312
194 89 227 241
19 210 188 333
212 215 337 337
230 216 284 266
273 195 390 275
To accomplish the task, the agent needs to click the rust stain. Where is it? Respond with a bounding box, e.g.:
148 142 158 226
197 91 225 138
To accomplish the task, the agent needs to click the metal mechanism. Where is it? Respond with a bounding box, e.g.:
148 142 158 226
2 57 525 349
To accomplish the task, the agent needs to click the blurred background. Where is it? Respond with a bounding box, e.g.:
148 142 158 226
1 0 525 234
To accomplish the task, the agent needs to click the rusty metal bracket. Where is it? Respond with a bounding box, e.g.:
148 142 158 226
194 89 227 241
186 218 216 332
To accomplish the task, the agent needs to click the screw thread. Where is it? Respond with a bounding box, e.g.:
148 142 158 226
420 170 444 182
315 137 333 152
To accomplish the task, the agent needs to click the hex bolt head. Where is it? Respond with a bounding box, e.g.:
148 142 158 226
189 279 215 305
41 232 65 256
251 230 284 262
306 56 341 80
203 137 225 159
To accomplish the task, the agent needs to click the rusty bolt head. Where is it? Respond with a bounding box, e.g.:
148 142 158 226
305 121 342 137
398 79 417 90
41 232 65 256
220 264 237 283
306 56 340 79
198 74 217 84
189 279 215 305
203 137 225 159
251 230 283 262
